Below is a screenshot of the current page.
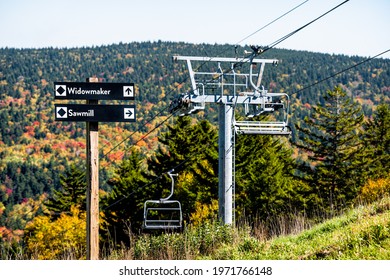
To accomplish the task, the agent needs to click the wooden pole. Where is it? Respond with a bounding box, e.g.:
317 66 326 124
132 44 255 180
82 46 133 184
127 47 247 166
86 77 99 260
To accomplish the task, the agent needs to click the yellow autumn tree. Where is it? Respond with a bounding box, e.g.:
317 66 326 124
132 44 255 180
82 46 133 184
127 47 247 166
24 206 86 260
358 177 390 203
190 199 218 226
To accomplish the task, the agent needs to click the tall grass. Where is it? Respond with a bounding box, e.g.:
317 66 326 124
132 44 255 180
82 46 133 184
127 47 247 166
103 196 390 260
208 196 390 260
101 211 324 260
2 196 390 260
103 220 234 260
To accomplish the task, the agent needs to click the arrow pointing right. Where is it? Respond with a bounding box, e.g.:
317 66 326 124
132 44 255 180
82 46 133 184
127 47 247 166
124 108 135 119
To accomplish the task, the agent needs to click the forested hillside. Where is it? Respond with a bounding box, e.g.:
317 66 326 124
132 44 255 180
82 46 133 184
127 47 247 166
0 41 389 257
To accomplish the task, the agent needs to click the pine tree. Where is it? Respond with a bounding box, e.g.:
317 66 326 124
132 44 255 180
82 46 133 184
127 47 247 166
102 149 148 242
294 86 365 211
102 118 218 242
235 121 302 220
45 165 86 217
362 103 390 178
147 116 219 222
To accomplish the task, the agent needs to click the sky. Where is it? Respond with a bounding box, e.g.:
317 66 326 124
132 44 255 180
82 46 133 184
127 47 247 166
0 0 389 58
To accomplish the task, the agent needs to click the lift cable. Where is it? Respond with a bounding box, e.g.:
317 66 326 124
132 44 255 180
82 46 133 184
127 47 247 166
169 0 351 115
110 0 350 158
295 48 390 94
99 1 310 161
103 156 193 211
257 0 350 54
101 104 171 159
83 46 390 219
206 0 351 83
236 0 310 45
102 0 366 213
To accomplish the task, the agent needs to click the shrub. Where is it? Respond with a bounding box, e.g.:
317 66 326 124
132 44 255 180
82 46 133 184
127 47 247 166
358 177 390 203
23 206 86 259
189 200 218 226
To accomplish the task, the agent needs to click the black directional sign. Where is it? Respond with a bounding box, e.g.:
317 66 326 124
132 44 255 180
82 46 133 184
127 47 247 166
54 82 135 100
55 104 136 122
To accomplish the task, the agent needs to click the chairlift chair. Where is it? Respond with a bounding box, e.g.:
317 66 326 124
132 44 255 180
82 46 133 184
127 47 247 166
234 56 291 136
235 93 291 135
234 120 291 135
143 171 183 230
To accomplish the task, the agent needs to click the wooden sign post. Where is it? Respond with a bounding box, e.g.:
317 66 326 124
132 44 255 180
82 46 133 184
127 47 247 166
86 77 99 260
54 78 136 260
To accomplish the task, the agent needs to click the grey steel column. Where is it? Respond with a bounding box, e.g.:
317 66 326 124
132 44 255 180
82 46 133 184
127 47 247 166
218 102 233 225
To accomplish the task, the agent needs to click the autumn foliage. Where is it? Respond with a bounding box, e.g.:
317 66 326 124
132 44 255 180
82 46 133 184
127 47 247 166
24 207 86 260
358 177 390 203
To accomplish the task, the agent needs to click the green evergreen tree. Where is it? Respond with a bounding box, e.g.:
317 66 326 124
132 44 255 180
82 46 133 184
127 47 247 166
362 103 390 178
235 118 303 220
45 165 86 217
102 118 218 243
102 149 149 242
147 116 219 223
294 86 365 211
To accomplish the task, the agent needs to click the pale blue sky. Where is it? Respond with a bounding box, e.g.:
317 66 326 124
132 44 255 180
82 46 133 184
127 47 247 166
0 0 389 58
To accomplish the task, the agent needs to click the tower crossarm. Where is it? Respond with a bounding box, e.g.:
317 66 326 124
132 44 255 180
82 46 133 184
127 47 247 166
170 55 282 115
173 55 278 64
169 92 287 115
173 55 278 97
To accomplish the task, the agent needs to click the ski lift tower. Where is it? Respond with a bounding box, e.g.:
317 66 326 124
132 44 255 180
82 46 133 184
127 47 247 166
169 49 291 225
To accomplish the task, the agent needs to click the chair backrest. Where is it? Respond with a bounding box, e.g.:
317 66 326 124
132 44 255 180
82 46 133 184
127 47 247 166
143 200 182 230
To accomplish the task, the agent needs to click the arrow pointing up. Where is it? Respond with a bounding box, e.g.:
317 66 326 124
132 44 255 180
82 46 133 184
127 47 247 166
123 86 134 97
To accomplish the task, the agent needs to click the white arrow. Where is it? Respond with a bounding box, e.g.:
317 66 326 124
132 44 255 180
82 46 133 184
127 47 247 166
124 108 135 119
123 86 134 97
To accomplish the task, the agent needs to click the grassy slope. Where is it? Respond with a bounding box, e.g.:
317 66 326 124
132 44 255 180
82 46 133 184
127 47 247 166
107 196 390 260
208 197 390 260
